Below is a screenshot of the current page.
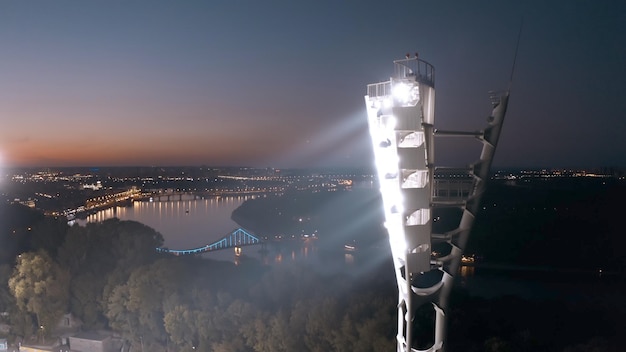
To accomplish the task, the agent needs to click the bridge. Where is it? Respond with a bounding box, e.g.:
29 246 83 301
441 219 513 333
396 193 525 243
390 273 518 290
156 228 262 256
148 189 275 202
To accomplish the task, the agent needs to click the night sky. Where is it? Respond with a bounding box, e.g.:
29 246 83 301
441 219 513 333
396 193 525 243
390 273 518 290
1 1 624 169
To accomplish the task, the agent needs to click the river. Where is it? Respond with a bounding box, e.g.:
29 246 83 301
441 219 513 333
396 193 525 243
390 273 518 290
77 195 248 249
74 195 625 305
74 194 325 266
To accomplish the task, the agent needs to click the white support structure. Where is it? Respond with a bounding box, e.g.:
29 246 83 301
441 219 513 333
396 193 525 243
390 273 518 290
364 55 509 352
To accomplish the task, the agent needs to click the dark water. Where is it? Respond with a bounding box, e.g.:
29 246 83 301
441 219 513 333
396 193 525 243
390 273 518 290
456 264 625 307
76 195 250 249
76 196 625 305
75 195 327 268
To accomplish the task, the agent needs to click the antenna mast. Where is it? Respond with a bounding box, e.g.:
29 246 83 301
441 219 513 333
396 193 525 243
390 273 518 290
509 18 524 91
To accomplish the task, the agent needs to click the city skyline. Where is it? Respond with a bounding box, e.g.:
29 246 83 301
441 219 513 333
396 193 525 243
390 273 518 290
1 1 625 169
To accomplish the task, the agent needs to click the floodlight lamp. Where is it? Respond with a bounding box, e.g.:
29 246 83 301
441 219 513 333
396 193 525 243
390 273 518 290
389 230 408 253
376 154 399 176
393 82 410 99
384 218 403 231
379 139 392 148
380 115 396 130
393 81 419 106
387 191 404 214
390 202 404 215
384 219 408 253
384 172 398 180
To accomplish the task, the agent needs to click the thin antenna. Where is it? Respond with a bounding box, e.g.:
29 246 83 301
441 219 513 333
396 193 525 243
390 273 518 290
508 17 524 91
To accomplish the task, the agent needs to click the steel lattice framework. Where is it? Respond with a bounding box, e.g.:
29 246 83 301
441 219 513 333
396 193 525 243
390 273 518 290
364 55 509 352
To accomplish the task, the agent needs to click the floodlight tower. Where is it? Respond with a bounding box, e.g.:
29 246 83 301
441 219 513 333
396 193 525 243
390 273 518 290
364 54 509 352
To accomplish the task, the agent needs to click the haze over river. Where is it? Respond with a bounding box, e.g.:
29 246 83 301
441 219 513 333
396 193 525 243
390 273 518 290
78 194 246 249
75 194 324 265
74 194 624 306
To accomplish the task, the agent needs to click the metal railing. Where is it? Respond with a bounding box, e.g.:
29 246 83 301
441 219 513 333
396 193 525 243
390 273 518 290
393 57 435 87
366 80 392 99
366 58 435 99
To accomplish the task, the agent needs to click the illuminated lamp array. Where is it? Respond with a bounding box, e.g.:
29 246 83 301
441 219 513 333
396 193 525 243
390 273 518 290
364 54 509 352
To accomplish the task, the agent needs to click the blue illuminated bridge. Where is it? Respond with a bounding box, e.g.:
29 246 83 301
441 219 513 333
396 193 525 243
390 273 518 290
156 228 262 256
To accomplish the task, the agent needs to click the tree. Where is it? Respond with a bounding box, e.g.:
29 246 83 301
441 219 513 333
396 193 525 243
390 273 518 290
8 306 36 340
106 258 184 350
28 216 68 257
304 297 339 352
0 264 14 312
484 337 513 352
208 299 256 352
101 219 164 310
8 250 70 337
68 272 106 328
0 204 43 265
164 305 200 352
125 260 180 345
107 283 143 341
57 224 111 328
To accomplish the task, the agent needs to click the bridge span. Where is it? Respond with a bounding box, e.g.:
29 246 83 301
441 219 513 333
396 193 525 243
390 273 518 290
147 189 272 202
156 228 262 256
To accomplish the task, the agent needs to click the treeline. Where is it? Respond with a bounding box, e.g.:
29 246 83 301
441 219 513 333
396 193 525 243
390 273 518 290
469 178 626 270
0 204 396 351
0 202 623 351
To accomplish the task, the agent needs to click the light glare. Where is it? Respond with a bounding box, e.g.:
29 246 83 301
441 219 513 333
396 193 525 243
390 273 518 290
392 81 420 106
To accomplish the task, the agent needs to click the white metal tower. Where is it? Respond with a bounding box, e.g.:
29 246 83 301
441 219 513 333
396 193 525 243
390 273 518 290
364 54 509 352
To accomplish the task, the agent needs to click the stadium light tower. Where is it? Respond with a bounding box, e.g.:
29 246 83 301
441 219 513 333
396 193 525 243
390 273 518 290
364 54 509 352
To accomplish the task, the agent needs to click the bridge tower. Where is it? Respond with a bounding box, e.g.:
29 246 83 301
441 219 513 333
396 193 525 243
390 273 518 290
364 54 509 352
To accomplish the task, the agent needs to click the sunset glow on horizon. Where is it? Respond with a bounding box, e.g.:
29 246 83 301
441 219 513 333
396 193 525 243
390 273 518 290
2 1 625 169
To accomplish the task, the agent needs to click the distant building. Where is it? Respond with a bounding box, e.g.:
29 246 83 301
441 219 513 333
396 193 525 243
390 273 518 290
81 181 102 190
13 199 36 208
68 332 123 352
17 342 68 352
19 331 123 352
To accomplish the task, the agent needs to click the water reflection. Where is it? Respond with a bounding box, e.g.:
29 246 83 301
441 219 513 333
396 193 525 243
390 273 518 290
75 196 339 273
76 195 252 251
460 265 475 278
458 265 475 287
